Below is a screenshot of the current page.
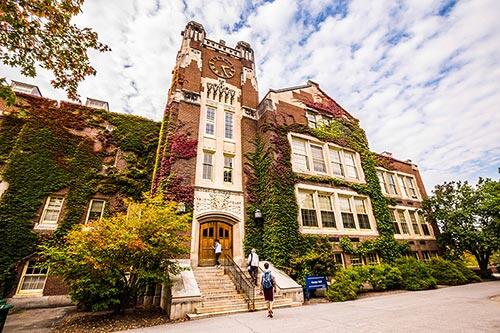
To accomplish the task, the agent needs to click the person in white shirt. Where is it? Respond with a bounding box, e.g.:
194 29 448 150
247 248 259 286
214 239 222 268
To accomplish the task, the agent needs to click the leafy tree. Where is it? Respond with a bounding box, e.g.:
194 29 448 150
41 193 190 313
422 178 500 278
0 0 110 100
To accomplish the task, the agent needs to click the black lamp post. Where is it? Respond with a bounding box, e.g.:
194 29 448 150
254 209 263 226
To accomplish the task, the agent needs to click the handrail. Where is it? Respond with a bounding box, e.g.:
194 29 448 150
223 254 255 311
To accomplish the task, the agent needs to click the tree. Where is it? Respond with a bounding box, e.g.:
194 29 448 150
0 0 110 101
422 178 500 278
41 193 190 313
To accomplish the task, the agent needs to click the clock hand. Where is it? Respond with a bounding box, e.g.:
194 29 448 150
220 65 230 76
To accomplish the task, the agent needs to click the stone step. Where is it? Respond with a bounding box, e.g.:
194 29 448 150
201 293 245 301
196 303 249 314
187 303 294 321
202 298 248 307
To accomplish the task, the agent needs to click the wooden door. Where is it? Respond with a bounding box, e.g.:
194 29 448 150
199 222 232 266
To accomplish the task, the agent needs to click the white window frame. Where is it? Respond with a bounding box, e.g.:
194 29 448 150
310 144 327 174
16 261 48 296
376 168 421 201
291 137 310 172
205 107 216 137
85 199 106 224
306 111 317 128
223 155 234 183
35 196 64 230
202 151 214 180
224 111 234 140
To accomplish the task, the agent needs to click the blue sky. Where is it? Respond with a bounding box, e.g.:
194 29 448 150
1 0 499 190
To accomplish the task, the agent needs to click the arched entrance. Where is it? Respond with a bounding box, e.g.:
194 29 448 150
199 221 233 266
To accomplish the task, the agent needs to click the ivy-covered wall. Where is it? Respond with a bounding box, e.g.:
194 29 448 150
244 91 409 272
0 94 160 296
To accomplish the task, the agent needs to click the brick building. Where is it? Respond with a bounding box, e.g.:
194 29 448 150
153 21 439 272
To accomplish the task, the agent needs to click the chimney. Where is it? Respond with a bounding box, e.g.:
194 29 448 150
381 151 393 157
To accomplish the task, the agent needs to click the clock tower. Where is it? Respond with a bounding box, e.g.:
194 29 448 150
152 21 259 267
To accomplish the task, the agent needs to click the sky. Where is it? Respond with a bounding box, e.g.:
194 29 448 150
1 0 499 191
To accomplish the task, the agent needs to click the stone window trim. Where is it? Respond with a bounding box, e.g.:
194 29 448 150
204 106 216 137
85 199 106 224
349 252 380 267
376 167 421 201
15 260 49 297
224 110 234 141
295 184 378 236
34 196 64 230
202 151 215 181
289 132 365 183
390 205 435 240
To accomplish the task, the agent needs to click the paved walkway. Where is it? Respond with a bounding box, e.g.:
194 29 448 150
122 281 500 333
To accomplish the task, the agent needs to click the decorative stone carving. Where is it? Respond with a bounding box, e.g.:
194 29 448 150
243 107 256 119
183 90 201 104
206 80 236 105
194 188 243 219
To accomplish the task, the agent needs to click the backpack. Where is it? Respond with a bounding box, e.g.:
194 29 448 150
262 271 273 289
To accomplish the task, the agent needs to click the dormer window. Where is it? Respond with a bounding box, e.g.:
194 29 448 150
11 81 42 97
85 98 109 111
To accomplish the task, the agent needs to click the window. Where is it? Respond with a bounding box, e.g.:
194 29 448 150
419 214 432 236
86 199 105 223
397 210 409 234
409 211 420 235
306 111 317 128
412 252 419 260
339 196 355 228
17 261 48 295
406 177 418 199
391 209 400 234
365 253 379 265
202 152 214 180
397 175 409 197
333 253 344 268
377 171 387 194
205 107 215 136
329 148 344 176
300 192 318 227
310 145 326 173
387 173 398 195
319 195 336 228
351 255 363 267
224 111 234 139
223 155 233 183
291 138 309 171
344 152 358 179
355 198 371 229
39 196 64 227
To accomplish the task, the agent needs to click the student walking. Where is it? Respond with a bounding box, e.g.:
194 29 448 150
247 248 259 286
214 239 222 268
260 262 276 318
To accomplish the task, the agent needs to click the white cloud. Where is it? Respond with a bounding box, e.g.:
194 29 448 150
1 0 499 190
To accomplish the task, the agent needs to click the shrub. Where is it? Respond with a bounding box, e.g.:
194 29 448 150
427 257 468 285
366 264 402 291
325 267 368 302
395 257 437 291
451 259 481 283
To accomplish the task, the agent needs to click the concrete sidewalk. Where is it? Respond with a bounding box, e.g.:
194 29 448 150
120 281 500 333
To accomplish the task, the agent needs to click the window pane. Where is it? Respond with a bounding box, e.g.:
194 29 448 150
88 200 105 222
321 211 336 228
351 255 362 266
300 192 315 209
301 209 318 227
292 138 309 171
20 261 48 291
421 224 431 235
205 108 215 135
406 177 418 198
223 156 233 183
307 112 317 128
329 149 344 176
202 152 213 180
342 213 355 228
224 111 233 139
377 171 387 193
398 210 409 234
339 196 351 212
387 174 397 195
311 145 326 173
398 175 409 197
354 198 366 214
358 214 371 229
344 152 358 178
318 195 332 210
42 197 63 224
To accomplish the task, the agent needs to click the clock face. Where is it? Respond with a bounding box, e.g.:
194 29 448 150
208 56 235 79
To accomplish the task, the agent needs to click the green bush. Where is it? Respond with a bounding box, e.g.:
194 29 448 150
325 267 367 302
366 264 402 291
450 259 481 283
395 257 437 291
427 257 468 285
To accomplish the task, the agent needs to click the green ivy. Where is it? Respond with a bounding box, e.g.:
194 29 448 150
245 117 409 271
0 101 159 296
